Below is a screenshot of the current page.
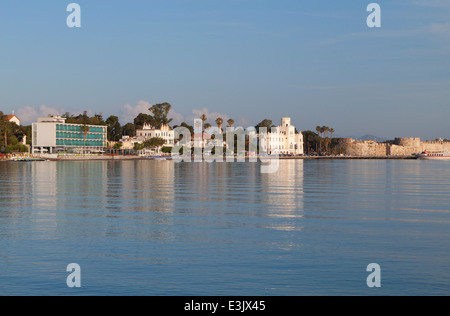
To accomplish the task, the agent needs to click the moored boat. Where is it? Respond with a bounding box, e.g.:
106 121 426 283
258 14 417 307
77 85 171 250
416 150 450 160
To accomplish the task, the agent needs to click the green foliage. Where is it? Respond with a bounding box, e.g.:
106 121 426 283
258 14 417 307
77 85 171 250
113 142 123 150
149 103 173 128
303 131 321 154
0 111 29 151
80 124 90 133
161 146 173 153
304 126 336 155
255 119 273 132
143 137 166 149
106 116 122 142
122 123 136 137
215 117 223 126
134 113 155 129
180 122 194 136
64 112 106 126
133 143 144 151
5 143 28 153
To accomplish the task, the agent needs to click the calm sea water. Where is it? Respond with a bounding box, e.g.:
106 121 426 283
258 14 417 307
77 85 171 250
0 159 449 296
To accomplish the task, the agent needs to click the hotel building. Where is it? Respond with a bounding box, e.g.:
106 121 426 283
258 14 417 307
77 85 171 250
32 116 107 154
266 117 304 155
136 123 175 147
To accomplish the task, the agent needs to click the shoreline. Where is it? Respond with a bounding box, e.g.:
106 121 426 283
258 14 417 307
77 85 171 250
281 155 417 160
2 155 418 162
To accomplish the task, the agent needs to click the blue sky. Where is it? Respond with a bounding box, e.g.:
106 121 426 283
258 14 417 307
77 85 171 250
0 0 449 140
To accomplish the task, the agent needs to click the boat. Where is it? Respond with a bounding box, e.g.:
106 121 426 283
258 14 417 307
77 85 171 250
11 157 47 162
416 150 450 160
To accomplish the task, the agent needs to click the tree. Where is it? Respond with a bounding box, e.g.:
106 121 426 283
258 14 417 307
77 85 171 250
323 137 331 154
0 113 28 150
227 118 235 127
65 112 106 126
122 123 136 137
150 103 173 128
133 143 144 151
143 137 166 149
134 113 155 129
315 126 324 153
316 126 322 137
303 131 321 155
256 119 273 132
200 114 207 124
174 122 194 136
204 123 212 130
181 122 194 136
215 117 224 133
105 115 122 142
80 124 90 155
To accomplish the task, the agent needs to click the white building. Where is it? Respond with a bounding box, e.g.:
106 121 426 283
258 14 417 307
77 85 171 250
32 116 107 154
4 114 20 126
266 117 304 156
136 123 175 147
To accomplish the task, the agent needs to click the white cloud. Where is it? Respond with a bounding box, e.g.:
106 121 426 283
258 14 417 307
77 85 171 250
168 110 185 126
428 22 450 38
119 100 152 124
119 100 185 125
16 105 64 125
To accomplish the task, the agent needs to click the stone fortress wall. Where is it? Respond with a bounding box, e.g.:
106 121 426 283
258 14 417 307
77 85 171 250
339 137 450 157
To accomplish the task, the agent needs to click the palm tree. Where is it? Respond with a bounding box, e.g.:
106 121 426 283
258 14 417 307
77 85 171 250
330 128 335 138
323 137 331 154
227 118 235 127
204 123 212 131
80 124 90 155
215 117 224 134
200 114 208 132
316 126 322 137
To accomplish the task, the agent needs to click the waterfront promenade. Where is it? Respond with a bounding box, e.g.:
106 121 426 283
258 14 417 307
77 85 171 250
1 154 418 162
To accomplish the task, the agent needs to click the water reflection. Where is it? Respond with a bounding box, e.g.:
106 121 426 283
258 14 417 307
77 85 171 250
2 161 176 240
261 160 304 231
171 160 305 235
1 159 450 295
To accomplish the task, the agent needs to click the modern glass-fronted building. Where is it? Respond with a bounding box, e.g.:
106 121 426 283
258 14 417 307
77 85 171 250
32 116 107 154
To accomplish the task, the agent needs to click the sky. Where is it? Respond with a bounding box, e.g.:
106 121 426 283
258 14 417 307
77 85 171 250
0 0 449 140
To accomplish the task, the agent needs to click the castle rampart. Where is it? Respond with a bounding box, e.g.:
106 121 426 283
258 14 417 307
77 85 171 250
339 138 450 157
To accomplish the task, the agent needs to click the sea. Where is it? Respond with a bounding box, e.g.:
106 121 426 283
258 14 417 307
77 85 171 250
0 159 449 296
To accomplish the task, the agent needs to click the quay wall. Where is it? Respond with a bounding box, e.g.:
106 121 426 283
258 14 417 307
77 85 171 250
339 138 450 157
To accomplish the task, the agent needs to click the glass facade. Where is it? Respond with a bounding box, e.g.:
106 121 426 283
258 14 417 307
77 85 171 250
55 124 107 148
